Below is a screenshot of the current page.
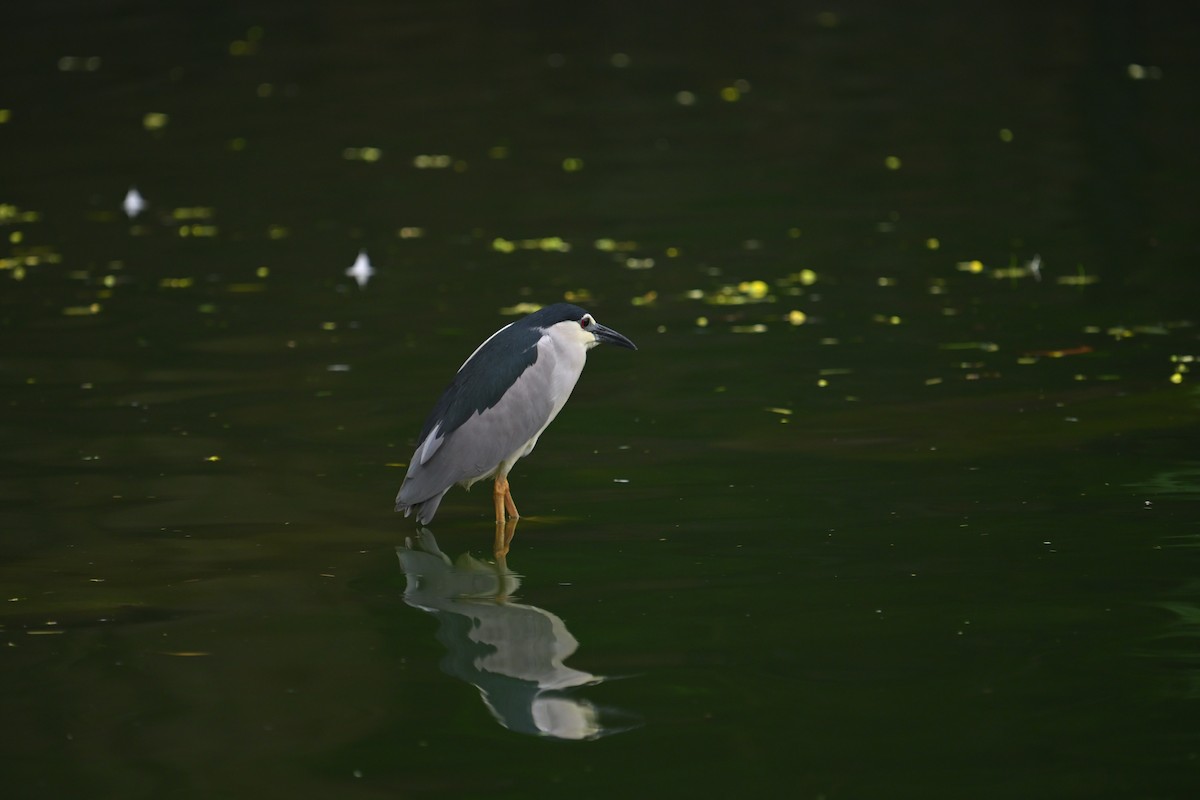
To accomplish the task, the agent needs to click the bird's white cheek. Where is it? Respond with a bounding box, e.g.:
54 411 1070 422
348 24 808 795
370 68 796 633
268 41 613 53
572 326 598 348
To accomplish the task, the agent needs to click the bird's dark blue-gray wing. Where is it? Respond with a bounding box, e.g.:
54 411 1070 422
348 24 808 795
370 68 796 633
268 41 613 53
417 320 543 443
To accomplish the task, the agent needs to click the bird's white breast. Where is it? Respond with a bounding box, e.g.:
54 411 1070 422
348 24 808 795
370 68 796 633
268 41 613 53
499 322 590 468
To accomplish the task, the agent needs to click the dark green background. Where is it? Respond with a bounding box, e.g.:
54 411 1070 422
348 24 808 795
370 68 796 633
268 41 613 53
2 2 1198 797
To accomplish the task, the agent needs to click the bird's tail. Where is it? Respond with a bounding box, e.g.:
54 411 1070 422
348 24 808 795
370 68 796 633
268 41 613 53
395 488 446 526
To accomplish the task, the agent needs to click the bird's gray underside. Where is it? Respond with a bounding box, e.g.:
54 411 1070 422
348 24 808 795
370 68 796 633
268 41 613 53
396 360 560 523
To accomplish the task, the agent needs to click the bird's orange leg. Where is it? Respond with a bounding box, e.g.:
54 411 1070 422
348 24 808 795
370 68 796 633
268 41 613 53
493 474 520 523
504 482 519 520
492 475 507 524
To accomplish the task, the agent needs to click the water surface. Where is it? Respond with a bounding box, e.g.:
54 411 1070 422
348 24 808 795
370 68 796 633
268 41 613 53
2 2 1198 798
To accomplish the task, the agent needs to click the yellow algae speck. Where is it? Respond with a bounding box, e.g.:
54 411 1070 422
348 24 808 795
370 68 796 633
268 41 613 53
63 303 102 316
320 321 337 331
992 266 1027 279
924 378 943 386
999 128 1014 142
884 155 902 170
204 455 221 462
143 112 169 130
267 225 289 239
562 157 584 172
765 407 793 416
738 280 769 298
343 146 383 162
535 236 570 252
926 237 940 250
630 291 658 307
1056 271 1099 286
491 238 516 254
731 324 767 334
254 264 269 277
593 238 638 252
787 310 807 325
695 316 708 327
956 260 985 273
172 207 214 220
159 277 194 289
397 226 424 238
500 302 543 315
1169 372 1183 384
413 154 451 168
665 246 680 257
719 86 740 102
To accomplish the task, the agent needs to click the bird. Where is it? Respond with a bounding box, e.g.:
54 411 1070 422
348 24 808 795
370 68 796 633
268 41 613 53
395 303 637 525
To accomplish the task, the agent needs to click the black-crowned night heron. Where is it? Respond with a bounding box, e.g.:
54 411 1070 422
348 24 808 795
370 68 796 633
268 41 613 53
396 303 637 525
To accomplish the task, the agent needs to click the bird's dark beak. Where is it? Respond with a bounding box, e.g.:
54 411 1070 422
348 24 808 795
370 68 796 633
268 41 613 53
593 323 637 350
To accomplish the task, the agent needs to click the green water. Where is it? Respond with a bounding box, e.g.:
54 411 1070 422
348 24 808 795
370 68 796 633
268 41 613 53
3 2 1198 798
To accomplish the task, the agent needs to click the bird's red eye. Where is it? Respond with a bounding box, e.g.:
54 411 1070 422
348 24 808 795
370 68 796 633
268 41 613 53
580 316 591 328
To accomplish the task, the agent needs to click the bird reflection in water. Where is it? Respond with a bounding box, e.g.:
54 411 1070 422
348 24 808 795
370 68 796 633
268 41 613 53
397 523 634 740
